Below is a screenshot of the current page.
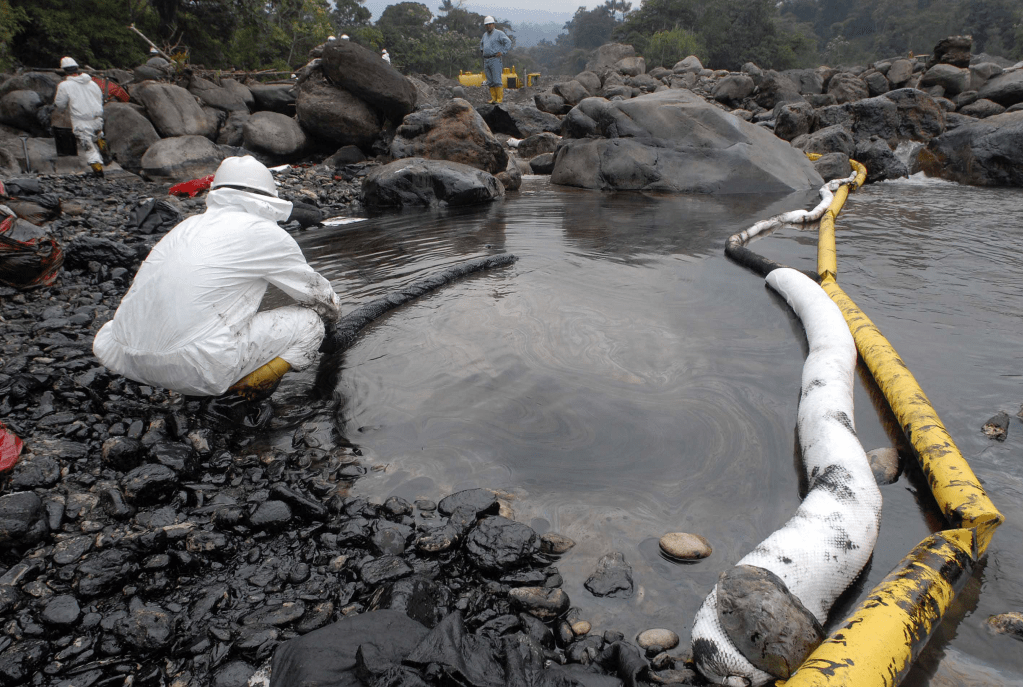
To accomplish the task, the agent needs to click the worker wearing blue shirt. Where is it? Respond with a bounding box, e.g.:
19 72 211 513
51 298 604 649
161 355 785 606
479 16 512 103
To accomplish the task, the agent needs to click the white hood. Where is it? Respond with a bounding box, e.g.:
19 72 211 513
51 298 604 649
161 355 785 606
206 186 293 223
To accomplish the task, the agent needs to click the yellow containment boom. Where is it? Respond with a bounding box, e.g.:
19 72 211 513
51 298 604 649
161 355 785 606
773 154 1002 686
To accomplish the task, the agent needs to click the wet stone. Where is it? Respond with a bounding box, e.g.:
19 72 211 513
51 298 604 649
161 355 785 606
647 668 696 684
40 594 81 627
185 530 229 555
296 601 334 634
101 436 146 471
52 535 93 565
371 520 413 555
866 448 901 485
508 586 570 621
437 488 499 517
982 412 1010 441
986 612 1023 639
0 638 49 684
234 625 279 651
115 602 174 650
121 464 178 504
659 533 712 561
9 456 60 490
0 492 49 547
242 601 306 626
584 551 634 598
359 555 413 585
637 628 679 652
572 620 592 636
214 660 256 687
717 564 824 679
383 496 413 517
249 500 292 530
75 549 137 598
540 532 576 555
465 516 540 572
151 441 194 472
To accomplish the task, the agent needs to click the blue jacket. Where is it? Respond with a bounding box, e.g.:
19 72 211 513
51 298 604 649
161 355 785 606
480 29 512 58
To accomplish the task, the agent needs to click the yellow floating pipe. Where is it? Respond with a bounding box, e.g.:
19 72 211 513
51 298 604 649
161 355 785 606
781 529 977 687
821 280 1003 551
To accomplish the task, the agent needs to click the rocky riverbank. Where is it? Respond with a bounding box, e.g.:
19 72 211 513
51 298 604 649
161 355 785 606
0 168 720 687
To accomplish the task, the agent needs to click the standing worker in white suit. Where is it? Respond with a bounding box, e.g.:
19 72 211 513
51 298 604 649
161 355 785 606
93 156 343 426
479 16 512 103
381 48 391 64
53 56 106 177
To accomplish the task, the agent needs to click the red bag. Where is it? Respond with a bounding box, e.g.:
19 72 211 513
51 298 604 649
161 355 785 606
0 421 23 474
0 214 64 288
168 174 214 197
92 76 130 103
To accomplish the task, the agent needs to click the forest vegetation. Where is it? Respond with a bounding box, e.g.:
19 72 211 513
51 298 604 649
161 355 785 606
2 0 1021 77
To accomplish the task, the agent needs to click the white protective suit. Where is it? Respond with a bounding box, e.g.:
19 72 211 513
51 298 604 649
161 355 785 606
93 187 342 396
54 73 104 165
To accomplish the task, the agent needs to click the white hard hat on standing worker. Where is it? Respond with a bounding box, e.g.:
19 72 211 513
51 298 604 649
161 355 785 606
483 16 495 24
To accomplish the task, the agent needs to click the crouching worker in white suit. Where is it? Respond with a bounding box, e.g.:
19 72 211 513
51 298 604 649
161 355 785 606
94 156 341 423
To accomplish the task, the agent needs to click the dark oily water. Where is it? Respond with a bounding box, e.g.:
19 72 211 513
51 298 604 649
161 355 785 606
276 176 1023 686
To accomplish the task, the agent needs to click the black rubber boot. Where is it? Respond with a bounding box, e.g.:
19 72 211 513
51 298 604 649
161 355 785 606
200 394 274 431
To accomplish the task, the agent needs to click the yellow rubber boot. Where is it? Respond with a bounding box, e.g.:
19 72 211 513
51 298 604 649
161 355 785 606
89 162 104 177
495 86 504 103
227 357 291 401
487 86 496 104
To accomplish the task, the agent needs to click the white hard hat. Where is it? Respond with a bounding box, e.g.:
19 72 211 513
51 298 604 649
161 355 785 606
483 16 495 24
341 34 350 40
60 56 78 70
328 35 336 41
211 156 278 197
150 47 159 54
382 48 388 53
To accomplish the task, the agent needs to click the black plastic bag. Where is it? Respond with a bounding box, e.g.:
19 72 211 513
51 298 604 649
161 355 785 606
132 198 183 235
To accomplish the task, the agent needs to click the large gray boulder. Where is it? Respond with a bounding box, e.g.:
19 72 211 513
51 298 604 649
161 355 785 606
919 64 970 97
673 56 703 75
534 93 569 115
103 102 161 173
574 71 602 95
794 124 856 157
754 72 804 110
140 135 232 183
361 158 505 207
774 101 816 141
781 69 823 95
827 73 869 104
881 88 946 141
553 80 591 108
476 104 561 139
220 78 256 111
295 73 380 148
586 44 636 73
854 137 908 182
615 57 646 77
516 132 560 159
977 70 1023 107
0 72 61 102
249 84 296 114
969 62 1003 91
560 97 608 138
390 98 507 175
189 77 250 112
552 90 823 194
0 91 44 134
920 111 1023 186
846 96 900 142
137 82 218 138
217 111 251 147
320 41 417 122
714 75 755 104
886 59 914 86
242 111 309 161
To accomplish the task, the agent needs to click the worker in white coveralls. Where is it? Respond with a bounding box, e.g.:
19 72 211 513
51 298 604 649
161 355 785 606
53 57 106 177
479 16 512 104
93 156 342 423
381 48 391 64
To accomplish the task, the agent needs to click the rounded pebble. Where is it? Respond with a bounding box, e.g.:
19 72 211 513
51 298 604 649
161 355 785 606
637 628 679 651
540 532 576 555
571 620 591 636
866 447 900 485
659 532 712 560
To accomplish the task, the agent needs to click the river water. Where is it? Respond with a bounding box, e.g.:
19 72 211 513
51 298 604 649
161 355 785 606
271 174 1023 685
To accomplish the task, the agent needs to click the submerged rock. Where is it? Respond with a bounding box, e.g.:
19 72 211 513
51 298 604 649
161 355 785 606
584 551 634 598
361 158 504 208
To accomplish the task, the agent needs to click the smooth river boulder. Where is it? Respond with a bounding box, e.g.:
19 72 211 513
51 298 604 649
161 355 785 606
977 70 1023 107
361 158 505 208
552 90 824 194
320 40 417 122
477 104 562 139
137 82 218 139
140 135 232 183
103 102 160 173
295 73 380 148
390 99 507 175
920 110 1023 186
242 111 309 161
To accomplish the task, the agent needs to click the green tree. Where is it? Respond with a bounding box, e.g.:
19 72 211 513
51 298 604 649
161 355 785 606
0 0 28 70
332 0 372 35
644 27 703 68
564 5 615 49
